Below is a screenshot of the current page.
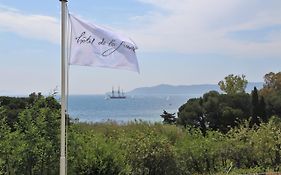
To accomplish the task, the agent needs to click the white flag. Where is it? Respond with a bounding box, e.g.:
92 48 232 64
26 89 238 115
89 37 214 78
68 14 140 73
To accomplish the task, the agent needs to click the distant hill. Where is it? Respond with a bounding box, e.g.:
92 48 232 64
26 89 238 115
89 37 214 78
128 82 263 95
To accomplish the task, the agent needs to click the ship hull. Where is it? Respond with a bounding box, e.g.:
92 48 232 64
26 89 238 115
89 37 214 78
109 96 126 99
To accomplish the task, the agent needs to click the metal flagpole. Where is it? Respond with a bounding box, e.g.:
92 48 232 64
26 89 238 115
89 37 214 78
60 0 68 174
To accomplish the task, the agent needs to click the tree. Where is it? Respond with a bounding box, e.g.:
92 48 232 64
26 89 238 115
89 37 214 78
259 96 267 122
0 94 61 174
0 107 25 174
251 87 260 126
263 72 281 90
261 72 281 96
178 98 202 128
178 90 251 133
0 96 28 129
264 91 281 118
14 94 60 174
260 72 281 119
218 74 248 95
160 110 176 124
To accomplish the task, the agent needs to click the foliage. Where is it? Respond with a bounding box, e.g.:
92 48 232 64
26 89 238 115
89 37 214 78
160 110 177 124
0 92 60 129
218 74 248 95
69 118 281 175
0 93 60 174
67 125 128 175
0 96 28 129
2 70 281 175
0 107 23 174
263 90 281 118
251 86 260 126
263 72 281 91
259 72 281 118
1 97 281 174
178 91 251 133
178 71 281 133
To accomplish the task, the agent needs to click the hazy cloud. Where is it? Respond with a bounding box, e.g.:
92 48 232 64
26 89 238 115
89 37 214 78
0 6 59 43
130 0 281 56
1 1 281 57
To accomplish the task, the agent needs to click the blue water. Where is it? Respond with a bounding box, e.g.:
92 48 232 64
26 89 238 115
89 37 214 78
67 94 196 123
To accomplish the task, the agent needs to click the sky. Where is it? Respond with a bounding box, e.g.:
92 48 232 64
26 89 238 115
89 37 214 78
0 0 280 95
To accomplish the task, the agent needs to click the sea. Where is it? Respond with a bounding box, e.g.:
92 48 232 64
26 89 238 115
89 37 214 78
67 94 199 123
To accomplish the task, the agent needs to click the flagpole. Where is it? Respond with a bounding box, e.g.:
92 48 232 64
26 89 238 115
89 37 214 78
60 0 68 175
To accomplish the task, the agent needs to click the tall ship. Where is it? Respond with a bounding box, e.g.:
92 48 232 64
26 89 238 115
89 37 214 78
110 87 126 99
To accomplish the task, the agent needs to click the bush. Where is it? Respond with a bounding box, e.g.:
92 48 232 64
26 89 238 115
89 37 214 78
67 125 129 175
120 130 178 175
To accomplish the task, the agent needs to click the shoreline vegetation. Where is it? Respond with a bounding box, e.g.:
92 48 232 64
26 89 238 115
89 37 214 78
1 72 281 174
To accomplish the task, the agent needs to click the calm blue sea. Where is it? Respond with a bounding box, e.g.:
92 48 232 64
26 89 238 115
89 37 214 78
67 94 197 123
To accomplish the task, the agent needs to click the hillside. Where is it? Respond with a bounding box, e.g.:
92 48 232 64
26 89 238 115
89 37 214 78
128 82 263 95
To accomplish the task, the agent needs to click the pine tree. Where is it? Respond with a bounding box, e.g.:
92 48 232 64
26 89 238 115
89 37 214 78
251 87 260 126
259 96 267 122
160 110 176 124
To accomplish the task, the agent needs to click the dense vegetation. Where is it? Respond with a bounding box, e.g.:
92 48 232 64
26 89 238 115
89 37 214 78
178 72 281 134
0 93 60 174
1 72 281 174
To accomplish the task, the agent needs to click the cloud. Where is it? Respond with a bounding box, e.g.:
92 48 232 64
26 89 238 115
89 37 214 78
128 0 281 56
0 6 59 43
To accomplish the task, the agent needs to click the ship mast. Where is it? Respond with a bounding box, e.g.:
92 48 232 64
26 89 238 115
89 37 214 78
118 86 121 97
112 86 115 97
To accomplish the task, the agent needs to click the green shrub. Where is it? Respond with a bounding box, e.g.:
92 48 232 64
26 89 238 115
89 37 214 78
67 125 129 175
120 130 178 175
